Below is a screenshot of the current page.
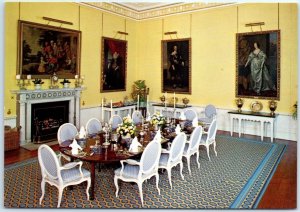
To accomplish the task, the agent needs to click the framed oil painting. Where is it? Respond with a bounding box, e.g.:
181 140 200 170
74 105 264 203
162 38 191 94
101 37 127 92
236 30 280 100
18 20 81 79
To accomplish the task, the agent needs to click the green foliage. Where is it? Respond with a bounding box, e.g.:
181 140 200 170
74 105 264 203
134 80 146 89
60 79 71 84
292 101 297 120
32 79 44 84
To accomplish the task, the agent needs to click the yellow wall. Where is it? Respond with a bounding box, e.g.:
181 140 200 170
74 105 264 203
4 3 298 116
137 3 298 113
4 2 137 116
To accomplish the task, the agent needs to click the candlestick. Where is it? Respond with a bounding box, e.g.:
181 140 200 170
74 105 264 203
173 92 176 109
137 95 139 111
146 95 149 114
101 98 104 122
110 100 113 117
164 92 167 107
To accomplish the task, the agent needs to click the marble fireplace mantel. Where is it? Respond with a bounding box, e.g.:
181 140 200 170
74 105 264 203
11 88 84 145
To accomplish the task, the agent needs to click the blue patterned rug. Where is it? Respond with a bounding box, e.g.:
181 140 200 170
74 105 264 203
4 135 286 208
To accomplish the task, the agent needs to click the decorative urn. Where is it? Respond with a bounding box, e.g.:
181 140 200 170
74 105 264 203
160 95 166 104
235 98 244 112
269 100 277 116
182 97 190 107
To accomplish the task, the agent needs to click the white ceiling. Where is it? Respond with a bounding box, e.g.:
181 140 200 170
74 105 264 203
82 2 234 20
115 2 182 12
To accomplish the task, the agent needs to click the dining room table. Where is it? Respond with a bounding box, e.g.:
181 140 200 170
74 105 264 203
59 120 195 200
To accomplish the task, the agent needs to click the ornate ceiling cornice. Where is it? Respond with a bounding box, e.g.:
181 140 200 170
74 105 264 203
81 2 235 20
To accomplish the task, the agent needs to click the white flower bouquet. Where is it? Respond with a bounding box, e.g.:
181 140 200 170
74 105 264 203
116 116 136 137
150 112 166 126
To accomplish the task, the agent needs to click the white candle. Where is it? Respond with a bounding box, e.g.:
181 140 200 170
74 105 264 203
137 95 139 111
101 98 104 122
110 100 113 117
173 92 176 109
146 95 149 112
75 75 78 79
27 75 31 80
164 92 167 107
16 75 20 80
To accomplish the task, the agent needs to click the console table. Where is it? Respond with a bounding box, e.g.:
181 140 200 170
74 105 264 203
103 105 136 122
228 110 277 142
152 103 192 118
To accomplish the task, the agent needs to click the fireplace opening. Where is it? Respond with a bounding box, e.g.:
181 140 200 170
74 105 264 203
31 101 69 143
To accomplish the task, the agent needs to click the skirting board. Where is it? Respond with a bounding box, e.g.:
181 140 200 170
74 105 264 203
4 104 297 142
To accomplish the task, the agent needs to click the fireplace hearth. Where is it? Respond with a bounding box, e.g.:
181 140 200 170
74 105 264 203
32 101 69 143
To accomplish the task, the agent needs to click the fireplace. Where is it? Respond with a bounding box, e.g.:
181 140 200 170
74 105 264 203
31 101 69 143
12 88 83 146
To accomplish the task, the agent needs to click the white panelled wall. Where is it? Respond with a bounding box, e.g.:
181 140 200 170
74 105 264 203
4 102 298 143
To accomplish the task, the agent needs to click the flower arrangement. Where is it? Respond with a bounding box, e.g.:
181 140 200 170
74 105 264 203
60 79 71 84
116 116 136 137
150 112 166 126
32 79 44 84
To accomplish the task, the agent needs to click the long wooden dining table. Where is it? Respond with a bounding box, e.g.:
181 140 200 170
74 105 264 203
59 123 194 200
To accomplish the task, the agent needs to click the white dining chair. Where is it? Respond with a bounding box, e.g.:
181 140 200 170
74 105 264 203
184 108 198 121
182 126 203 175
109 115 123 130
57 123 78 163
85 118 102 136
114 138 162 207
198 104 217 125
132 110 143 125
158 132 186 189
38 144 91 208
199 118 217 161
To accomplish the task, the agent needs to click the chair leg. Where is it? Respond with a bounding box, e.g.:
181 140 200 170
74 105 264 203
167 168 173 190
180 162 184 180
39 179 45 205
155 173 160 195
137 182 144 207
57 187 64 208
213 141 217 156
114 176 119 198
86 178 91 200
196 151 200 169
187 156 191 175
206 146 211 161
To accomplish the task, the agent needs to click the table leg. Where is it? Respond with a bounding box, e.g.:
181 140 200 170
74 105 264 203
238 118 241 137
230 117 233 136
89 162 96 200
271 121 274 143
260 121 264 141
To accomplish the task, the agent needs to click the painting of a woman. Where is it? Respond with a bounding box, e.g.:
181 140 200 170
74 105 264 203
236 30 280 100
245 42 276 95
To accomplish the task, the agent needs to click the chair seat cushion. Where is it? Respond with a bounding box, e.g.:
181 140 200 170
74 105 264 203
159 153 170 166
183 143 189 155
198 117 212 124
61 167 90 184
115 164 140 179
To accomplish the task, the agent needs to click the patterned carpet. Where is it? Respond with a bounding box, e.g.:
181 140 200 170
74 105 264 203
4 135 286 209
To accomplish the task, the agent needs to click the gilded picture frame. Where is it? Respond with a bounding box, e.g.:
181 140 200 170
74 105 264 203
162 38 191 94
18 20 81 79
101 37 127 92
236 30 280 100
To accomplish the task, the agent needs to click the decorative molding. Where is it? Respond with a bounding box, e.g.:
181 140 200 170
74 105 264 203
81 2 234 20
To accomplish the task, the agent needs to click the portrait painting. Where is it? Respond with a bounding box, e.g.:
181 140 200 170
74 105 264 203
236 30 280 100
101 37 127 92
18 20 81 79
162 38 191 94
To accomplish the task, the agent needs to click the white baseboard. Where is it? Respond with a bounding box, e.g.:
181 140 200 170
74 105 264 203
5 105 298 141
